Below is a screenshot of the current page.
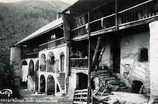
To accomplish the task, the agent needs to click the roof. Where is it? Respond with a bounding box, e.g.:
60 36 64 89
62 0 114 15
15 17 63 46
62 0 148 15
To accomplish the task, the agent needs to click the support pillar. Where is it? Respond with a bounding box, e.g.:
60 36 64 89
149 21 158 103
45 75 48 94
10 46 21 87
38 73 40 93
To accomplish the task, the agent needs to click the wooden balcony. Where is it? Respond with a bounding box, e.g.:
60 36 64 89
71 0 158 39
70 58 88 69
39 37 65 50
22 47 39 58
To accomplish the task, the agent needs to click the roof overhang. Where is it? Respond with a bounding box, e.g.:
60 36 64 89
62 0 115 15
15 17 63 46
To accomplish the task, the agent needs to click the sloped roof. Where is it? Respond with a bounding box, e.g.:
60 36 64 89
62 0 114 15
15 17 63 46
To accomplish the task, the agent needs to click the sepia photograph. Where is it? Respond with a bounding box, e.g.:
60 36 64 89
0 0 158 104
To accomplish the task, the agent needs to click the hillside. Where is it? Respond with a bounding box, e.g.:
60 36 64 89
0 0 68 63
0 0 69 90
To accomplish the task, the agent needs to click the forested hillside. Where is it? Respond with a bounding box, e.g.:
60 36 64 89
0 0 68 92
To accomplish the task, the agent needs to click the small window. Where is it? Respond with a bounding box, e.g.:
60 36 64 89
47 52 55 72
138 48 148 62
60 53 65 72
22 60 27 65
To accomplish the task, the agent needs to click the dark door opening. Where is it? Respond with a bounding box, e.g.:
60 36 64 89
40 75 45 93
111 35 120 73
132 80 143 93
76 73 88 90
47 75 55 95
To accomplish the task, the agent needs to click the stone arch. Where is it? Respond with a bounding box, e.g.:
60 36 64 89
28 60 35 91
76 73 88 90
60 52 65 72
47 52 55 72
40 75 46 93
40 54 46 71
132 80 143 93
35 60 39 91
47 75 55 95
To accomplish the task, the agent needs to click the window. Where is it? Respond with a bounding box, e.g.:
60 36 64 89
40 54 46 71
47 52 55 72
138 48 148 62
22 60 27 65
60 53 65 72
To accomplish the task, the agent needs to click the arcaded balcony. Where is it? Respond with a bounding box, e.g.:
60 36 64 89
71 0 158 39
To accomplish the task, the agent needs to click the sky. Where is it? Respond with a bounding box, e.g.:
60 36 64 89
0 0 78 4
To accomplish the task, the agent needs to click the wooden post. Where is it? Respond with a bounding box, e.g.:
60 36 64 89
115 0 118 31
87 10 91 104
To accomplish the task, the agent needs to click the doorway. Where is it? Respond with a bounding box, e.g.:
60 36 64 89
40 75 45 93
76 73 88 90
47 75 55 95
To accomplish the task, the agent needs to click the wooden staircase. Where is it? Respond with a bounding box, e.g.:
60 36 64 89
73 89 88 104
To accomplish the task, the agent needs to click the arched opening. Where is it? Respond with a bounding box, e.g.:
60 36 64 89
132 80 143 93
47 52 55 72
35 60 39 91
21 60 28 89
47 75 55 95
76 73 88 90
28 60 35 91
40 75 46 93
60 53 65 72
40 54 46 71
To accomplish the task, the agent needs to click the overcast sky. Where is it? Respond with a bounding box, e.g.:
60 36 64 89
0 0 78 4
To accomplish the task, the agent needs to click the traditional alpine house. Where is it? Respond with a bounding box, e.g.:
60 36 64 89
10 17 70 96
10 0 158 103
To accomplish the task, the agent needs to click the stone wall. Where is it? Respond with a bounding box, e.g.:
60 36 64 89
120 32 149 89
99 31 150 90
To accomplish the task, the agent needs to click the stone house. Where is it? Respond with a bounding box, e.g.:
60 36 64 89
10 0 158 102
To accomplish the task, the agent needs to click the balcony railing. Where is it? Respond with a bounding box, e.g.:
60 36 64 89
39 37 65 50
118 0 156 26
71 0 158 38
70 58 88 69
22 48 39 58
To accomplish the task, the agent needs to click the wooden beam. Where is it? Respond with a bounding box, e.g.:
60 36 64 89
92 36 101 67
115 0 118 31
87 10 92 104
